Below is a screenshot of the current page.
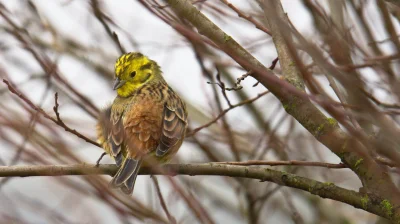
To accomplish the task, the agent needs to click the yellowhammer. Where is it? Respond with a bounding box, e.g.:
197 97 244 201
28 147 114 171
96 52 188 194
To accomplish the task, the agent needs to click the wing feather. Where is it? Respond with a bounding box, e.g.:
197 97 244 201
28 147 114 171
156 96 187 157
109 112 124 156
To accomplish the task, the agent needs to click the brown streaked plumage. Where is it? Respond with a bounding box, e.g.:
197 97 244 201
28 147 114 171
96 52 187 194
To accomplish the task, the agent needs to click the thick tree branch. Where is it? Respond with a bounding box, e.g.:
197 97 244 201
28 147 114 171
0 163 394 220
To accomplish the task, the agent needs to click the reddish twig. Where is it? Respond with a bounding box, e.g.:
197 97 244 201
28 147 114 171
166 176 215 224
147 163 215 224
152 176 177 224
362 89 400 109
217 157 400 169
91 0 126 54
253 57 279 87
227 71 253 91
188 91 270 136
207 70 233 106
0 9 99 118
112 31 126 54
219 0 271 35
2 80 100 147
215 160 347 169
95 152 107 167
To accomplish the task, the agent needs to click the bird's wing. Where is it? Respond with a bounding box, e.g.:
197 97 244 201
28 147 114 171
108 107 125 166
156 92 187 157
110 102 162 194
108 101 162 194
97 106 125 166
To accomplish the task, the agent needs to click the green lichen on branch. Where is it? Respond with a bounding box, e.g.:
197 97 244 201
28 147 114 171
380 199 393 217
326 117 338 126
314 117 339 138
282 101 296 113
324 182 334 186
354 159 363 171
224 34 232 42
361 195 369 210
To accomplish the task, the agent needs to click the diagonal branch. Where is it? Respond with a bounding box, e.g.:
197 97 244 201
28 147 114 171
219 0 271 35
188 91 270 136
2 79 100 147
91 0 126 54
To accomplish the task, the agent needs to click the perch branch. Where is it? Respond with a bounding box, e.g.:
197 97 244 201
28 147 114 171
0 163 394 220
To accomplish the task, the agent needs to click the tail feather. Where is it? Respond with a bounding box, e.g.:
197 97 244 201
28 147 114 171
110 158 141 194
120 161 142 194
114 153 123 167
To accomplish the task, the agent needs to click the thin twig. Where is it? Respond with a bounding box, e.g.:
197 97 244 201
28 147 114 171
0 9 99 118
226 70 253 91
112 31 126 54
207 68 241 160
53 93 63 123
253 57 279 87
188 91 270 136
207 70 255 92
216 70 232 106
219 0 271 35
282 190 305 224
207 70 233 106
91 0 126 54
149 162 215 224
215 160 347 169
95 152 107 167
363 89 400 109
152 177 177 224
2 80 100 147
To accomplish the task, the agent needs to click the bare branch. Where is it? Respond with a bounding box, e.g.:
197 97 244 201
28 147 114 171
188 91 270 136
2 80 101 147
363 89 400 109
152 177 177 224
216 160 347 169
226 70 252 91
207 70 233 106
91 0 126 54
0 163 394 220
253 57 279 87
219 0 271 35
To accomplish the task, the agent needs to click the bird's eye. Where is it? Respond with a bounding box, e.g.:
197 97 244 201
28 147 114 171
130 71 136 78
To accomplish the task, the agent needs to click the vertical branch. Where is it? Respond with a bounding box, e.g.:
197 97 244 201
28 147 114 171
152 176 177 224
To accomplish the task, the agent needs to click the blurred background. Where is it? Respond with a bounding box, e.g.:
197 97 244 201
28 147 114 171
0 0 399 223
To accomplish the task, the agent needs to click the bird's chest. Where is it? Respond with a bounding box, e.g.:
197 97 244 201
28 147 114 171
119 99 164 155
113 95 163 123
124 98 164 124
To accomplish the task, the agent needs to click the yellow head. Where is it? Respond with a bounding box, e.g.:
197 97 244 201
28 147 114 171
113 52 162 97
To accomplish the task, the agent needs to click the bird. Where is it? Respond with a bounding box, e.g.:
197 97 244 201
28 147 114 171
96 52 188 194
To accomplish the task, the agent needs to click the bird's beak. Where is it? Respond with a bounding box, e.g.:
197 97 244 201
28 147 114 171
113 77 126 90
